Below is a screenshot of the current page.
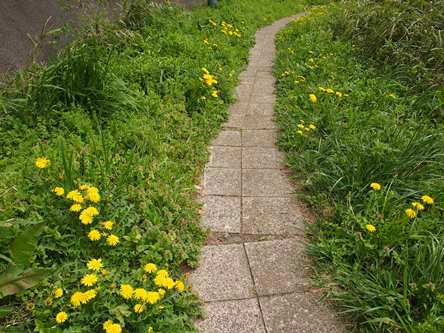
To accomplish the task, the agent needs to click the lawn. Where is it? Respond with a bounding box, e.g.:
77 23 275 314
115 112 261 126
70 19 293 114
275 4 444 333
0 0 313 332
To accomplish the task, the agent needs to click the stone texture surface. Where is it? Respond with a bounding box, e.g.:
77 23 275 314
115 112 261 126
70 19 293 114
203 168 241 196
245 239 308 296
242 197 304 235
189 244 255 302
192 13 345 333
242 169 293 196
260 292 346 333
202 196 241 233
212 130 241 146
208 146 242 168
196 298 266 333
242 147 284 169
242 129 278 147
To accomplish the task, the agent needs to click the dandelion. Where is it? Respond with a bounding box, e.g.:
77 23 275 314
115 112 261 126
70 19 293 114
175 280 185 292
53 187 65 196
56 311 68 324
86 187 101 203
297 124 305 129
308 124 316 130
296 130 304 135
102 220 113 230
106 234 119 246
163 277 175 290
157 270 169 278
120 284 134 299
88 229 101 241
144 263 157 273
54 288 63 298
87 258 103 271
79 207 99 225
370 182 381 191
70 291 83 307
411 202 425 211
103 320 114 330
365 224 376 233
83 289 97 302
66 190 84 203
134 303 145 314
35 157 50 169
309 94 317 103
421 195 434 205
405 208 417 219
336 91 343 97
79 184 90 190
211 90 220 98
106 323 122 333
70 204 82 212
145 291 161 304
158 288 166 297
81 274 98 287
325 88 334 94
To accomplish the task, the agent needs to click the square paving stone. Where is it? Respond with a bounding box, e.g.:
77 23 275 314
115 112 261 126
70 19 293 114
245 239 308 296
204 168 241 196
242 197 305 235
242 147 283 169
202 196 241 233
241 115 276 129
242 169 293 196
242 130 278 147
245 103 275 116
259 292 346 333
212 130 241 146
189 244 255 301
196 298 266 333
208 146 241 168
224 114 244 128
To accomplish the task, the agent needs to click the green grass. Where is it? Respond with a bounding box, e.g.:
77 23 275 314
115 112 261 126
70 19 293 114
275 5 444 333
0 1 311 331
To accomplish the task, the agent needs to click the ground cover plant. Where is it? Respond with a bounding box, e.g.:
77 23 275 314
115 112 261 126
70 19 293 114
275 4 444 333
0 0 312 331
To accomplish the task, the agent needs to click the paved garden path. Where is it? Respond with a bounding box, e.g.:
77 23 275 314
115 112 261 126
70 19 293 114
190 15 346 333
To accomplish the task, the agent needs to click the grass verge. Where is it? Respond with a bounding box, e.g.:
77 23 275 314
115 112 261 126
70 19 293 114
0 0 311 331
275 5 444 333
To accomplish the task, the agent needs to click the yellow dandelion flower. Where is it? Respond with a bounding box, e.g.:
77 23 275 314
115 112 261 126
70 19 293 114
365 224 376 233
308 124 316 130
54 288 63 298
35 157 50 169
405 208 417 219
120 284 134 300
421 195 434 205
175 280 185 292
83 289 97 302
86 187 101 203
144 263 157 273
336 91 343 97
81 274 98 287
134 288 147 301
158 288 166 297
79 184 90 190
55 311 68 324
53 187 65 196
103 320 114 330
309 94 317 103
412 202 425 211
145 291 160 304
164 277 175 290
88 229 101 241
70 204 82 212
79 207 99 225
70 291 83 307
107 323 122 333
87 258 103 271
134 303 145 314
157 270 169 278
370 182 381 191
66 190 84 203
297 124 305 129
102 220 113 230
211 90 220 98
106 234 119 246
296 130 304 135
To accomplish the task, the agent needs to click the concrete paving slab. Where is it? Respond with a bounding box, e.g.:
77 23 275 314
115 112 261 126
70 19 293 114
242 129 278 147
202 196 241 233
242 197 305 235
196 298 266 333
245 239 308 296
189 244 255 301
242 147 284 169
208 146 241 168
204 168 241 196
242 169 293 196
212 130 241 146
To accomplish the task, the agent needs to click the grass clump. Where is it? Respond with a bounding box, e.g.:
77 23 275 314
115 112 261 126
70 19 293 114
275 5 444 333
0 0 309 331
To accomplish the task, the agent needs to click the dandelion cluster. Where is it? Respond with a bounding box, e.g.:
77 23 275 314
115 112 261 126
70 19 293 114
405 195 434 219
221 21 241 37
200 68 219 98
296 120 316 136
318 86 347 98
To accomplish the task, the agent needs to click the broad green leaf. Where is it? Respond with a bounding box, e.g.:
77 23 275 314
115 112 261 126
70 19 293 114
0 268 48 297
9 223 43 268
